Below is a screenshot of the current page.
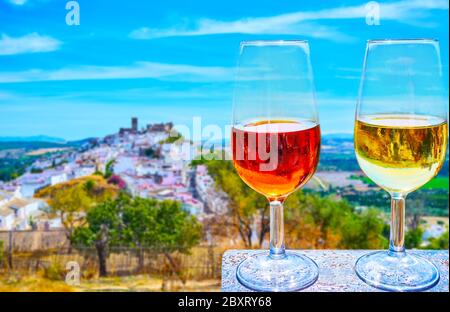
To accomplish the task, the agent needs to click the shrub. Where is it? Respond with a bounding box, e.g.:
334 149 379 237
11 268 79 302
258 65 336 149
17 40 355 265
82 267 97 280
3 272 22 285
31 167 44 174
43 262 65 281
107 175 126 189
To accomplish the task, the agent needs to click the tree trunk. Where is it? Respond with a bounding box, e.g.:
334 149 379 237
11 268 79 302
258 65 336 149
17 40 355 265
61 212 73 254
208 244 215 278
96 243 108 277
232 203 253 248
7 230 13 270
164 252 185 285
66 232 73 254
236 224 249 247
235 212 252 248
247 229 252 247
258 207 269 247
136 246 145 273
96 224 109 277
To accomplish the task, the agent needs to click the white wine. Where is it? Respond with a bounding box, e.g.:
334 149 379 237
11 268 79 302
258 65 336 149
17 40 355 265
355 114 448 193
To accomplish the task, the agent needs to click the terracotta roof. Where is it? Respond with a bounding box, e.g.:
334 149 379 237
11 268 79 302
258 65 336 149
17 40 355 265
6 198 30 209
0 206 13 217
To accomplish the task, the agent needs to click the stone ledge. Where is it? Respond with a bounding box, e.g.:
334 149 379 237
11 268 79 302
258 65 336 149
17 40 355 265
221 249 449 292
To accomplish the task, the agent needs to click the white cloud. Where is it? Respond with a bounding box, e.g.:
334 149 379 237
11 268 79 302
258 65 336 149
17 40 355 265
129 0 449 41
0 33 62 55
130 19 355 42
0 61 234 83
8 0 27 5
130 21 354 42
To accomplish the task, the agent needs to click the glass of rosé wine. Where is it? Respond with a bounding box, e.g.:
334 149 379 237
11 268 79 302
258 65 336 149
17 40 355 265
231 40 320 292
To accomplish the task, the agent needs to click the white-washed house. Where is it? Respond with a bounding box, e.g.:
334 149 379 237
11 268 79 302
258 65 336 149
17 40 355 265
51 173 68 186
0 207 15 231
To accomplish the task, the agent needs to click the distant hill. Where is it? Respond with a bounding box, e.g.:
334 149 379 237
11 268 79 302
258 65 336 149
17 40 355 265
0 136 97 151
322 133 353 140
0 141 67 151
0 135 66 144
67 137 98 146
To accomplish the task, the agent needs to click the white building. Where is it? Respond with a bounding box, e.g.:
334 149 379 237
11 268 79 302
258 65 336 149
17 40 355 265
195 165 228 215
136 163 157 176
0 208 14 230
74 165 96 178
0 197 47 231
19 181 48 198
51 173 68 186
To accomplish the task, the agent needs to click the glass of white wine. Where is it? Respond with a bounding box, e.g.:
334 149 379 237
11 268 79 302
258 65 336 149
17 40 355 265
354 39 448 291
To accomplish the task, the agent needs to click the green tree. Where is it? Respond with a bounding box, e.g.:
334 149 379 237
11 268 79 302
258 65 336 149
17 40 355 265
84 179 96 193
339 207 388 249
121 197 159 272
35 176 119 253
198 159 388 250
28 215 37 230
284 191 387 249
30 167 44 174
48 184 94 253
159 131 183 144
404 227 425 249
122 198 202 280
104 159 115 179
73 195 202 279
72 194 127 276
426 229 449 249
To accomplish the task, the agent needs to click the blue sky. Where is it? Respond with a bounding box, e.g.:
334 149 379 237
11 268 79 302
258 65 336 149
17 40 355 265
0 0 448 140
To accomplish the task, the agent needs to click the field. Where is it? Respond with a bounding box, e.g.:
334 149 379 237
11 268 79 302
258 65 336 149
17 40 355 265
0 274 220 292
422 177 449 190
26 147 71 156
422 216 449 227
351 174 448 191
0 274 74 292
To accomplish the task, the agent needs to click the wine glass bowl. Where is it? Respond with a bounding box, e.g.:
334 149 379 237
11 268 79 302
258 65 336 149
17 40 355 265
355 114 447 194
354 39 448 291
232 120 321 201
231 40 320 291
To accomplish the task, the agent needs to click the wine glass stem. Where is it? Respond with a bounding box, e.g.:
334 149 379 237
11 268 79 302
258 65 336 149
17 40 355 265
389 194 406 253
269 200 286 258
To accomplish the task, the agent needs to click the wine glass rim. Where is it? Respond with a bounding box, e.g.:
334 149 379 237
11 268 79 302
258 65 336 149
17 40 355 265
240 40 309 47
367 38 439 45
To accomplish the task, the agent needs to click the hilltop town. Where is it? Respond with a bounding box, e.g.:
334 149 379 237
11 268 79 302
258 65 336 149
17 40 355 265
0 118 228 231
0 118 447 245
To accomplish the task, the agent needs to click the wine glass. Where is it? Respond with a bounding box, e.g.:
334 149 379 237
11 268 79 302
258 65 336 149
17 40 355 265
354 39 448 291
231 40 320 291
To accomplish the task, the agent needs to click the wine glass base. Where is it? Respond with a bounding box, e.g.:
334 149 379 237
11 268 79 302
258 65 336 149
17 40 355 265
236 251 319 292
355 250 440 292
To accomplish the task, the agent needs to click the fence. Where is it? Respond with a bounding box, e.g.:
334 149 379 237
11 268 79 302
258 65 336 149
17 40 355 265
0 230 223 284
0 229 68 252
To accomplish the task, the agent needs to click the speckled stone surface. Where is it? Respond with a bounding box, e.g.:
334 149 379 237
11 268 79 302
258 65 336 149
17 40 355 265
222 250 449 292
